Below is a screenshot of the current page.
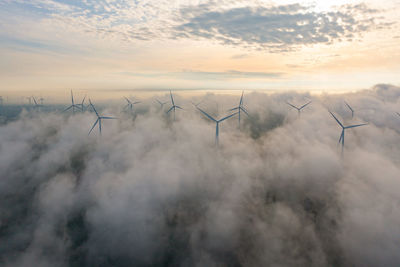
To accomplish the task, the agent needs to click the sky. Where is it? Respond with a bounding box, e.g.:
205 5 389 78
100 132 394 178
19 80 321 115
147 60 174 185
0 0 399 93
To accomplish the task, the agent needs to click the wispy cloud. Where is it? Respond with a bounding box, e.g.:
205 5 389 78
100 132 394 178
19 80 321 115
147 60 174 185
118 70 284 80
0 0 399 91
0 35 83 55
231 54 250 59
0 1 394 52
173 3 391 52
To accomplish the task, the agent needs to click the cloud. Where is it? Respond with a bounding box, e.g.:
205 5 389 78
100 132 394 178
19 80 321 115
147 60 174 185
173 3 391 51
231 53 250 59
0 0 172 45
0 1 395 53
118 70 284 80
1 84 400 266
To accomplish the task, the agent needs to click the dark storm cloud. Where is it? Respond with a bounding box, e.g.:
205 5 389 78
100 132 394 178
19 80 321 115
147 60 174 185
173 3 390 51
0 84 400 266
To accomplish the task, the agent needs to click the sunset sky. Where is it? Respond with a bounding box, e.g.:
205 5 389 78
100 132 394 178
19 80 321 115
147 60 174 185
0 0 399 93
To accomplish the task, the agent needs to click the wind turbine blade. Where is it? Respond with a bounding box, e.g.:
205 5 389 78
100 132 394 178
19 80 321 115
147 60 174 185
101 116 117 119
63 105 72 112
241 106 250 116
81 95 86 105
124 97 132 104
191 101 203 107
73 104 83 111
342 131 345 149
344 101 354 113
132 101 141 104
396 112 400 117
345 123 368 129
166 106 174 114
175 105 183 110
339 130 343 144
156 99 162 105
218 112 238 122
89 99 99 117
32 97 38 105
71 90 74 105
197 107 217 122
91 104 99 117
88 119 99 135
286 102 298 110
300 101 312 110
240 91 244 106
170 90 175 106
228 107 239 111
329 111 344 128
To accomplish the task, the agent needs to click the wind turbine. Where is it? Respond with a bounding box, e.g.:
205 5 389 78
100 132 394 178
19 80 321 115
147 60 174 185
79 95 87 112
344 100 354 118
32 97 43 111
329 111 368 153
88 99 117 136
196 107 238 146
286 101 312 117
155 99 168 110
396 112 400 118
167 90 183 120
228 90 249 127
124 97 140 112
64 90 81 114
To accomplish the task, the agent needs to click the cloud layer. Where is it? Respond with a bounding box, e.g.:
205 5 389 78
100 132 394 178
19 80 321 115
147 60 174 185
0 1 393 52
119 70 284 80
173 3 388 51
1 84 400 266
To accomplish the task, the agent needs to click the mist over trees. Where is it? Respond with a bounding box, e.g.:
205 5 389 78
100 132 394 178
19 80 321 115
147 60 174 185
1 84 400 266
